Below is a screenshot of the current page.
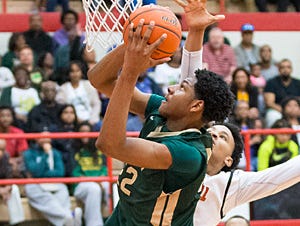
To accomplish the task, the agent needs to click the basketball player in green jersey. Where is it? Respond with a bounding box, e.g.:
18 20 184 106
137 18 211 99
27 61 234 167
88 0 230 225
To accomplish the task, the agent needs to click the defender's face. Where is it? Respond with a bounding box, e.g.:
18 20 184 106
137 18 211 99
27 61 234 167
158 77 197 119
207 125 235 167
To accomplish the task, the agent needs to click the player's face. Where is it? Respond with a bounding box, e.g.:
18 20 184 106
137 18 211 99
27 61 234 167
159 77 199 119
207 125 235 170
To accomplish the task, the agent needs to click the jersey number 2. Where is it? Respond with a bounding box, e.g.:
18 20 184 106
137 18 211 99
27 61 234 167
120 167 138 196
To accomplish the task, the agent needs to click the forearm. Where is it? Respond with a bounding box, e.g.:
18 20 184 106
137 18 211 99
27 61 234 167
233 156 300 206
180 28 205 82
88 44 126 97
96 69 138 155
184 29 205 52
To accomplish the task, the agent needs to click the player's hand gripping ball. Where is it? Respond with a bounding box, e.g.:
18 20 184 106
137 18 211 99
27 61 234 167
123 5 182 59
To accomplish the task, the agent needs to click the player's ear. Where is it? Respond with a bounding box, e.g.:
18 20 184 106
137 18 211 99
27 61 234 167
224 156 233 168
190 100 204 113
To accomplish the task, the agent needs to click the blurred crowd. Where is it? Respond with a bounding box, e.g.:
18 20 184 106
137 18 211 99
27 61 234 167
0 1 300 225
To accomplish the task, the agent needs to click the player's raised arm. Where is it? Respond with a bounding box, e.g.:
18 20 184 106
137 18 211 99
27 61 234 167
174 0 225 80
87 36 168 117
96 21 172 169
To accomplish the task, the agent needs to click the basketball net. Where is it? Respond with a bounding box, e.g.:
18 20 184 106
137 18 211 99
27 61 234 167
82 0 142 51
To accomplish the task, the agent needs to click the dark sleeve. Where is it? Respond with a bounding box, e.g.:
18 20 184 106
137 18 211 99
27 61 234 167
0 87 12 106
165 140 203 174
70 36 83 61
0 154 13 179
249 86 259 108
264 78 275 93
144 94 165 118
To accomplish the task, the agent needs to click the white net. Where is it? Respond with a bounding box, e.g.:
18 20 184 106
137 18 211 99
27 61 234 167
82 0 142 51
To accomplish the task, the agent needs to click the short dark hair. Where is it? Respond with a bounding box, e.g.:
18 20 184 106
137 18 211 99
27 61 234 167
60 9 79 24
194 69 235 123
281 96 300 118
8 32 24 52
230 67 252 94
13 65 30 77
215 122 244 172
271 118 291 129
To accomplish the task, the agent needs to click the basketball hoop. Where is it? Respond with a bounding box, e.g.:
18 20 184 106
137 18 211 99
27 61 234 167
82 0 143 51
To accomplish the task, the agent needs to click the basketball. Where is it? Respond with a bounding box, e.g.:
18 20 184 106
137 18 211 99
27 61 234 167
123 5 182 59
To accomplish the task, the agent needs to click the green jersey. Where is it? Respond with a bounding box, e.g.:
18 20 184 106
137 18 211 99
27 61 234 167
105 95 212 226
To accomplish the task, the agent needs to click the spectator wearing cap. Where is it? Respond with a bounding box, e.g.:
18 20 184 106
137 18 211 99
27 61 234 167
234 23 260 72
203 27 237 84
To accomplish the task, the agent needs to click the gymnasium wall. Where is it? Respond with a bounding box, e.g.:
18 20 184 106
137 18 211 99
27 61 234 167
0 12 299 77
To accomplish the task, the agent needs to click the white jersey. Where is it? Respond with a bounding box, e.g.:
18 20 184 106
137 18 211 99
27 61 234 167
180 48 300 225
193 156 300 226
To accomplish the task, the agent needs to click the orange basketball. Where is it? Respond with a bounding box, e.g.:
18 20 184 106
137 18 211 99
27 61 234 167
123 5 182 59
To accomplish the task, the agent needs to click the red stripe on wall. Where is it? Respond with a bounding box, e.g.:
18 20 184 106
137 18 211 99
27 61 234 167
0 12 300 32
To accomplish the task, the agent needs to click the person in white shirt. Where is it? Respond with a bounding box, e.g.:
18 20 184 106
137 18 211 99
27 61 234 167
175 0 300 225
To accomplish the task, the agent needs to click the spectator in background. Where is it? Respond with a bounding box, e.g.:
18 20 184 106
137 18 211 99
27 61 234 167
27 81 62 133
53 10 84 52
0 139 25 225
225 215 249 226
255 0 300 12
72 122 108 226
80 46 97 75
0 67 15 98
230 67 259 119
0 106 28 178
203 27 237 84
1 33 26 70
249 63 266 114
264 59 300 127
250 117 265 171
53 10 85 84
150 46 182 95
36 52 55 81
259 44 278 81
234 23 260 72
51 104 78 177
19 45 44 91
23 14 53 60
0 65 41 129
56 61 101 126
257 118 298 171
46 0 69 12
281 96 300 145
23 131 81 226
229 101 254 130
203 23 231 46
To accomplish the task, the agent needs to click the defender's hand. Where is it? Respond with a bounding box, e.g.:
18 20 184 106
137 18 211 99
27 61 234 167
174 0 225 31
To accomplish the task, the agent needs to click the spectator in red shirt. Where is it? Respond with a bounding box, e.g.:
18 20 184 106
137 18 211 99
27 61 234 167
0 106 28 177
203 27 237 84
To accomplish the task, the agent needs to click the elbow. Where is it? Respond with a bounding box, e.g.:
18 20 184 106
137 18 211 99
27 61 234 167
95 136 113 156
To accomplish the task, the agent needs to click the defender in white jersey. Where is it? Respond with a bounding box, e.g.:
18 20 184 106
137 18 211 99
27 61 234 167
176 0 300 225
